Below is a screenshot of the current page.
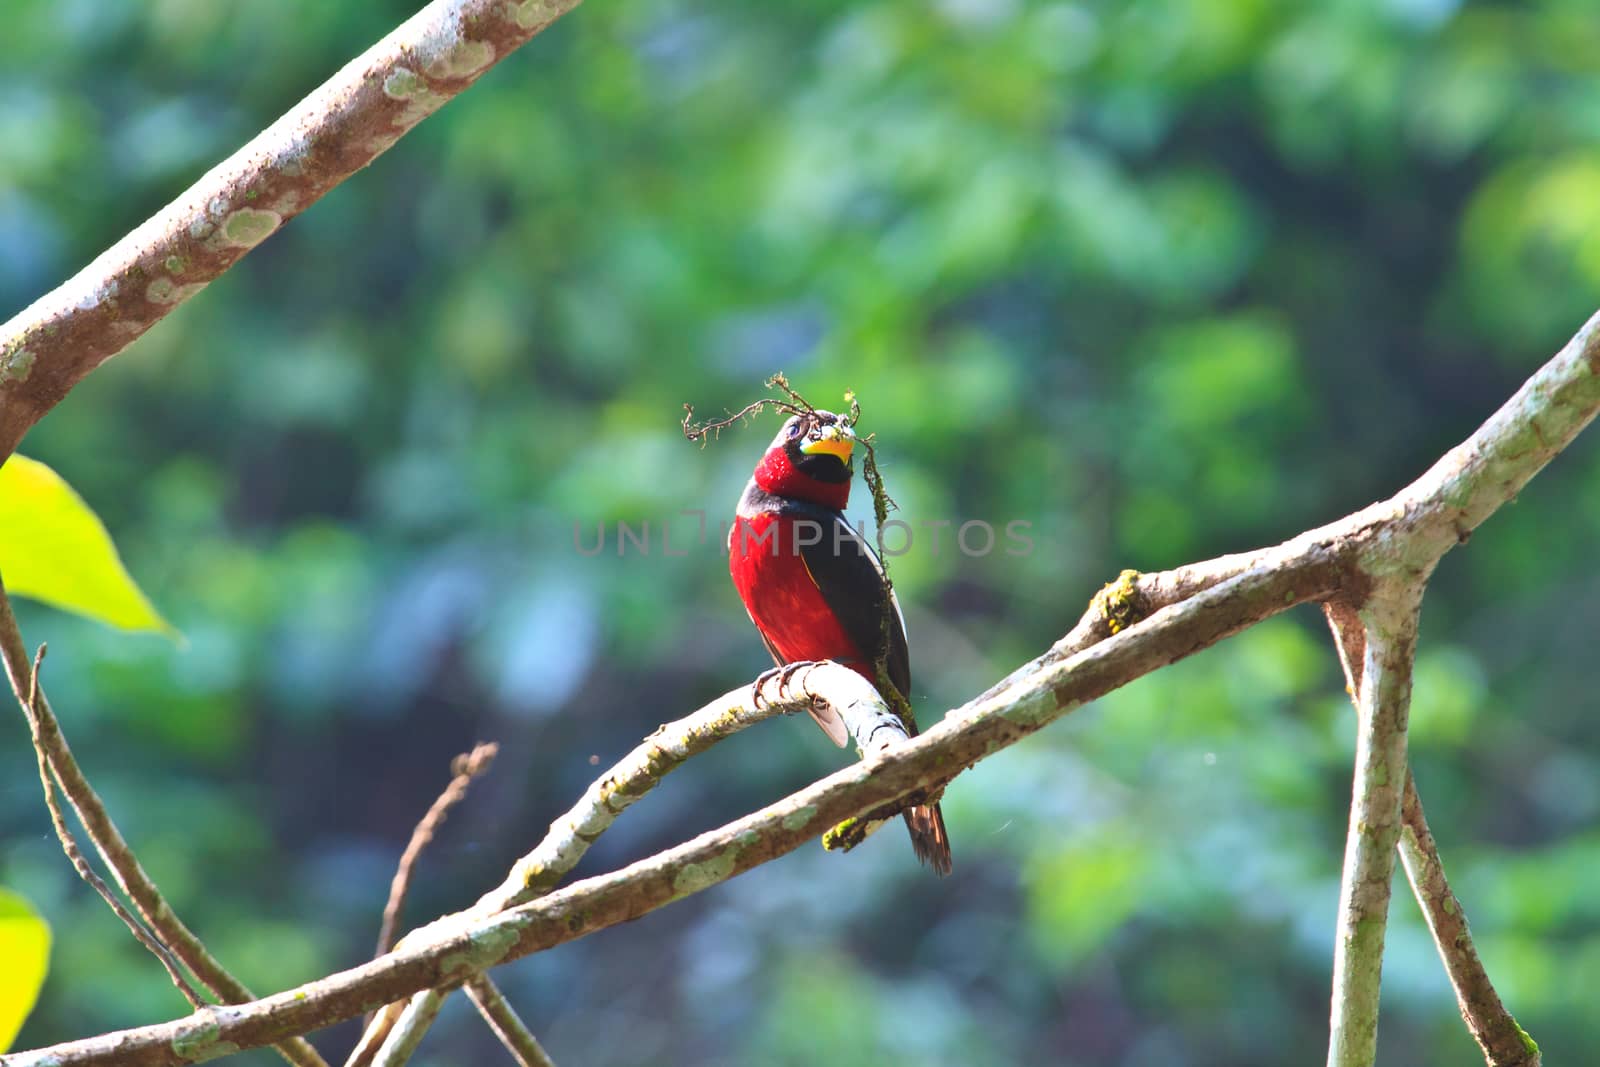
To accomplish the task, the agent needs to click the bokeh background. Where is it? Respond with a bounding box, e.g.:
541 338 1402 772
4 1 1600 1064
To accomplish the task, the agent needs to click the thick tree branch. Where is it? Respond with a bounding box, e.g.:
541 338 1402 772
1326 587 1423 1067
974 550 1278 705
996 307 1600 707
0 0 585 463
0 577 329 1067
1389 308 1600 556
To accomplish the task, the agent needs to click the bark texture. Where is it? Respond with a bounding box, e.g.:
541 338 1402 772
0 0 584 462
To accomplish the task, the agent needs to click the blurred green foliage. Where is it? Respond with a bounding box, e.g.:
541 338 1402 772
3 1 1599 1064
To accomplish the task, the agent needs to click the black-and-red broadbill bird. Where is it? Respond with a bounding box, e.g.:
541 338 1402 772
729 409 952 875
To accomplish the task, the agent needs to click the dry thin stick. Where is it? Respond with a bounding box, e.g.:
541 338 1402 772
356 743 502 1067
19 646 206 1009
464 974 557 1067
0 578 329 1067
1398 779 1540 1066
376 742 499 959
681 372 810 444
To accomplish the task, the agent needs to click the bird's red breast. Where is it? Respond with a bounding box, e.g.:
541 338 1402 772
729 511 876 682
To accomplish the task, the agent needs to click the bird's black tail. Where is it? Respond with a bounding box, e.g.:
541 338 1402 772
903 801 952 876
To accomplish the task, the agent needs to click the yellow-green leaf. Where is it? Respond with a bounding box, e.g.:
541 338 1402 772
0 455 174 636
0 888 51 1052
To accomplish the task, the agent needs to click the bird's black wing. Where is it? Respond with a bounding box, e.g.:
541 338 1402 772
787 501 912 707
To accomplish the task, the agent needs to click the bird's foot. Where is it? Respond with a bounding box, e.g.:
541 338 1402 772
752 660 816 709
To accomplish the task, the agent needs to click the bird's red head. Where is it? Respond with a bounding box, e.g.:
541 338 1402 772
752 409 855 511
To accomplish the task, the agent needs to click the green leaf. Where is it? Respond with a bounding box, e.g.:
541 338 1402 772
0 455 175 636
0 888 51 1052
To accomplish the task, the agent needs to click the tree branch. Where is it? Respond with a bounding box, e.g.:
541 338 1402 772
370 988 445 1067
0 0 586 463
999 306 1600 709
1391 308 1600 553
1399 777 1540 1067
377 742 499 959
464 974 557 1067
0 577 329 1067
17 645 206 1010
1326 587 1423 1067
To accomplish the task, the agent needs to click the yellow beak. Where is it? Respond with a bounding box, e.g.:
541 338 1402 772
799 428 854 461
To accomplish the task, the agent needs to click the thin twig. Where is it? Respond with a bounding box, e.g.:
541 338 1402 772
0 577 329 1067
857 428 907 724
464 974 557 1067
681 372 813 444
376 742 499 959
1399 777 1541 1066
19 646 206 1008
354 742 498 1067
